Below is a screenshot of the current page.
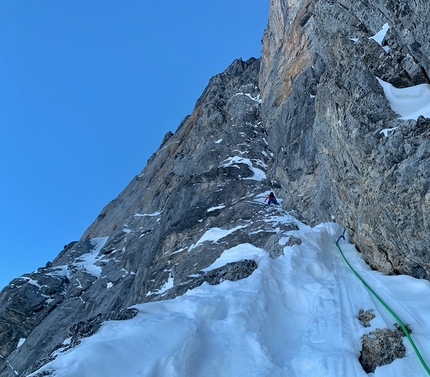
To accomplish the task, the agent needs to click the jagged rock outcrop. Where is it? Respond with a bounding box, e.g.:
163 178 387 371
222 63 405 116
260 0 430 278
360 327 408 373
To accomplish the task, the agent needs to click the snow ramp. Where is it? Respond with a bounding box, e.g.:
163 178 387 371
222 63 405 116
29 221 430 377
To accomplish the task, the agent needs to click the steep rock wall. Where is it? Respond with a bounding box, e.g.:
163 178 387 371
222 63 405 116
0 58 293 377
260 0 430 278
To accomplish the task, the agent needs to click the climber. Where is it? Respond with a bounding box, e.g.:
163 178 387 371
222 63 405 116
264 192 279 206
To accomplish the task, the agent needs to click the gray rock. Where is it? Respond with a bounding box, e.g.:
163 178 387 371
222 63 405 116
203 260 258 285
0 57 277 376
260 0 430 279
359 326 408 373
358 309 376 328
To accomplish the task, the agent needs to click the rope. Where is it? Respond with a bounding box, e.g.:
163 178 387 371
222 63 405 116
334 229 430 376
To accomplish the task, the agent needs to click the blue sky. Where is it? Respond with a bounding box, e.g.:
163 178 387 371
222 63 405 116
0 1 268 288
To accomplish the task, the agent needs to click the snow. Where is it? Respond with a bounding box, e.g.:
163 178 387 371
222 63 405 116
46 265 69 278
219 156 267 181
380 126 399 137
234 92 262 103
146 272 174 297
370 23 389 46
191 225 248 250
207 204 226 212
377 78 430 120
134 211 162 217
26 278 41 288
28 215 430 377
17 338 25 348
202 243 267 272
72 237 109 278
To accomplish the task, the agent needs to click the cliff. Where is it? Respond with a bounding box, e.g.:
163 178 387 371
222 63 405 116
0 0 429 375
260 0 430 278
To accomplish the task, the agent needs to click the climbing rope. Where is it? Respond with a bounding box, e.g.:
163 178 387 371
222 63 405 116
334 229 430 376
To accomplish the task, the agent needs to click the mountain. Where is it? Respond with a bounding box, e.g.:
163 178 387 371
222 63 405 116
1 0 430 376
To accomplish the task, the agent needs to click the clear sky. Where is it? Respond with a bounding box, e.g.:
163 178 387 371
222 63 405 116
0 1 268 289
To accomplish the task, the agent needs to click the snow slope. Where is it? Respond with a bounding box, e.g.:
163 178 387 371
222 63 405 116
28 210 430 377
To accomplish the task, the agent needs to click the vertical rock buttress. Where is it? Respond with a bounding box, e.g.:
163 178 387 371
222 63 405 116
259 0 430 278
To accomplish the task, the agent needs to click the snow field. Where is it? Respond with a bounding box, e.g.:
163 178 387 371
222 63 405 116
29 220 430 377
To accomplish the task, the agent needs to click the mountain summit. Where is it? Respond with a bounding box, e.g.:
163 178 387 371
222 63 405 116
1 0 430 376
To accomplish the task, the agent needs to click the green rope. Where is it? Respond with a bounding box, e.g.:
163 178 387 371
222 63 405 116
335 235 430 375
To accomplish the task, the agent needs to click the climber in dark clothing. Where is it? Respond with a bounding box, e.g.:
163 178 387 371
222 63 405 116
264 192 279 206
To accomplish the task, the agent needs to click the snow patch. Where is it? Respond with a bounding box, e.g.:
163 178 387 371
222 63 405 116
234 92 262 103
377 77 430 120
370 23 389 46
134 211 162 217
207 205 226 212
202 243 266 272
45 265 69 278
146 272 174 296
220 156 266 181
380 126 399 137
191 225 248 250
73 237 109 278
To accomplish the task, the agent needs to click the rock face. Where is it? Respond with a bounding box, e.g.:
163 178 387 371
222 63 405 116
260 0 430 278
0 0 429 374
0 58 300 376
360 327 408 373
